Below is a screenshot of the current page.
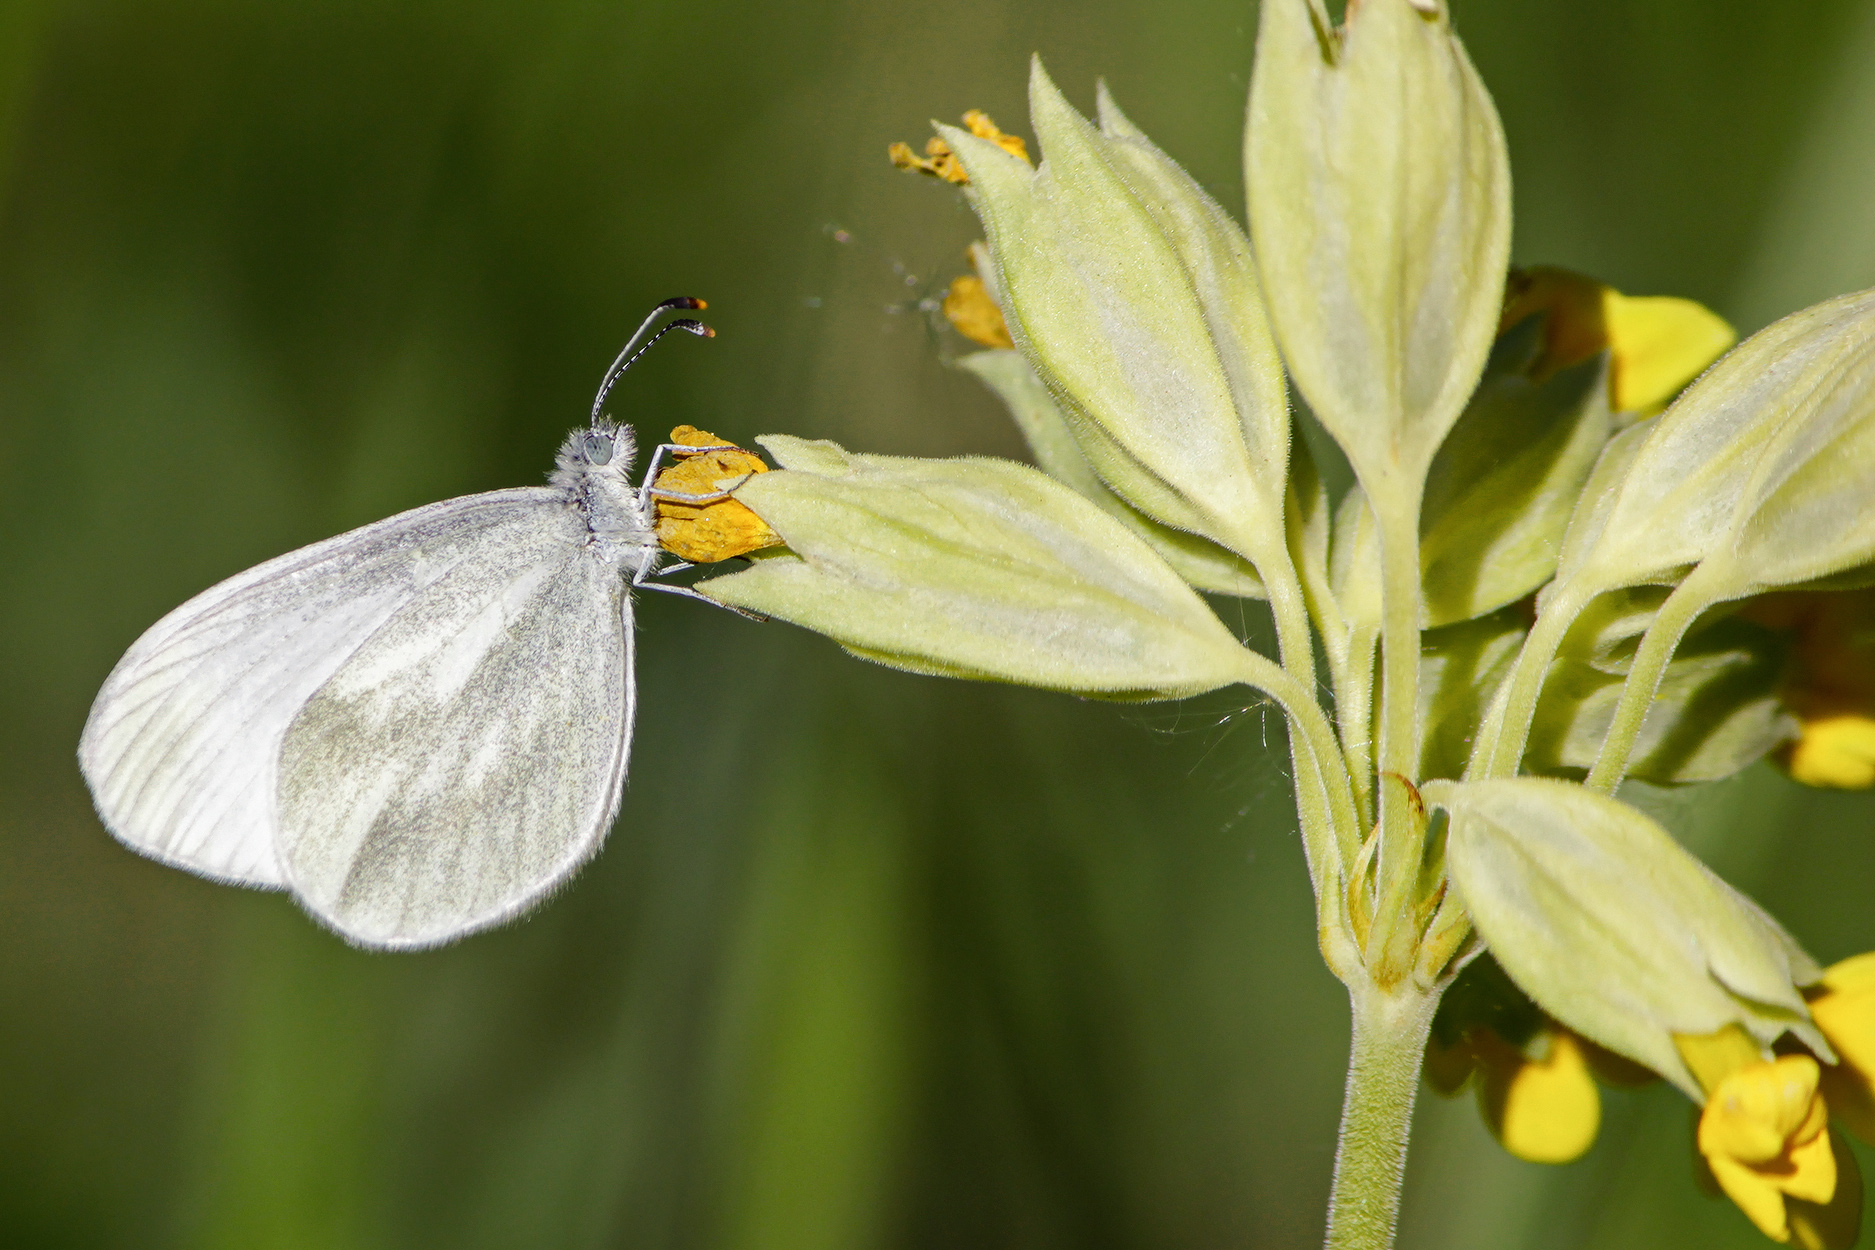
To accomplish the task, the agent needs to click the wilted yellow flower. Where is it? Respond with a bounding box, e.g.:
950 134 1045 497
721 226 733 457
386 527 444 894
942 270 1014 349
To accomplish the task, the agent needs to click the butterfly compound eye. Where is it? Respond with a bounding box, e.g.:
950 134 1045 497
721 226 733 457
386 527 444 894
583 432 615 465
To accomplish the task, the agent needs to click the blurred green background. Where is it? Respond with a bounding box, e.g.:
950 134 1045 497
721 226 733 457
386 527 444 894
3 1 1874 1247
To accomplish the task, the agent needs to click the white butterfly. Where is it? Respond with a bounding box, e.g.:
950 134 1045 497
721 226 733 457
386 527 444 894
79 301 733 950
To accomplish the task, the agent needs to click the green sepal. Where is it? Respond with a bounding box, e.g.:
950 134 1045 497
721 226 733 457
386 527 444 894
958 349 1266 599
1427 777 1828 1097
702 437 1253 700
1420 320 1613 626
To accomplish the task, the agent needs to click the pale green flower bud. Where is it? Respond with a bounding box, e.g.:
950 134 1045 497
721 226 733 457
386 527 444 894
958 349 1267 599
1556 288 1875 602
1425 777 1828 1097
937 61 1290 572
1247 0 1511 499
700 437 1253 699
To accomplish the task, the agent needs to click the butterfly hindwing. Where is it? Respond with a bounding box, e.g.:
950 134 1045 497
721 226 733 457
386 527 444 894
276 526 632 949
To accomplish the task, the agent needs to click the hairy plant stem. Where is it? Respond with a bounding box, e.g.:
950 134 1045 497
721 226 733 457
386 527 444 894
1468 579 1588 780
1584 570 1717 790
1239 645 1363 974
1324 979 1441 1250
1265 553 1362 872
1334 623 1379 832
1367 487 1426 977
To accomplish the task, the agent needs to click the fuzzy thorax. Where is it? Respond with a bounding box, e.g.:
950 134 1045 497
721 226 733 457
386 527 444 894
552 421 656 568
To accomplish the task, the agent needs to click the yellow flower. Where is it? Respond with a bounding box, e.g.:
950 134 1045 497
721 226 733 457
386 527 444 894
1426 953 1667 1168
1499 265 1737 415
1807 952 1875 1143
1741 589 1875 789
650 427 784 564
1679 1027 1864 1248
1431 1019 1662 1164
1468 1027 1601 1164
942 269 1014 349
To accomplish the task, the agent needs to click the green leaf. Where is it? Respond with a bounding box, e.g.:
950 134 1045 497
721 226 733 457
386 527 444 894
1426 777 1827 1096
1524 614 1796 784
1246 0 1511 499
957 349 1266 599
1419 323 1612 626
941 62 1289 567
702 437 1253 700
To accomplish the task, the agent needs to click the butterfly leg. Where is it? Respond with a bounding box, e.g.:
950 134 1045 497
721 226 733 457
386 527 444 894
630 557 766 621
635 577 768 621
634 441 740 513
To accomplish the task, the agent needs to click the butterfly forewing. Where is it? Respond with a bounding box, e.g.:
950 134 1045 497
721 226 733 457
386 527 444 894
79 489 565 887
276 525 632 949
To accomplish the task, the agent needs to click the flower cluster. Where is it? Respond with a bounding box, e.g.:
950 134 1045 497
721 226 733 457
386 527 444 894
688 2 1875 1245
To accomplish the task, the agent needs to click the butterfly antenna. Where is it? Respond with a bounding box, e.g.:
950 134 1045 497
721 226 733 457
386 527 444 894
591 298 714 424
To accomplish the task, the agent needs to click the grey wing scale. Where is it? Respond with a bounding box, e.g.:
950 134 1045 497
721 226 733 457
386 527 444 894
276 532 633 949
78 488 571 888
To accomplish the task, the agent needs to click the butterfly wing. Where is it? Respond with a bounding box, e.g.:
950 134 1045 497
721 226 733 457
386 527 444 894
274 517 633 949
78 488 567 888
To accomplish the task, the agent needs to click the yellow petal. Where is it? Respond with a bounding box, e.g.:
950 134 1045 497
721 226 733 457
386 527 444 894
1821 953 1875 998
1786 716 1875 790
1709 1152 1801 1242
652 430 784 564
1785 1119 1840 1207
1497 266 1736 415
1787 1130 1865 1250
942 274 1014 349
1811 953 1875 1143
1696 1056 1846 1243
1474 1029 1601 1163
1699 1055 1825 1167
1677 1024 1772 1096
1601 291 1737 414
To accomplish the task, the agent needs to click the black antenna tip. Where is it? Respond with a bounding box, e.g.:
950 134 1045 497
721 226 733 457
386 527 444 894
662 296 707 311
667 318 715 338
